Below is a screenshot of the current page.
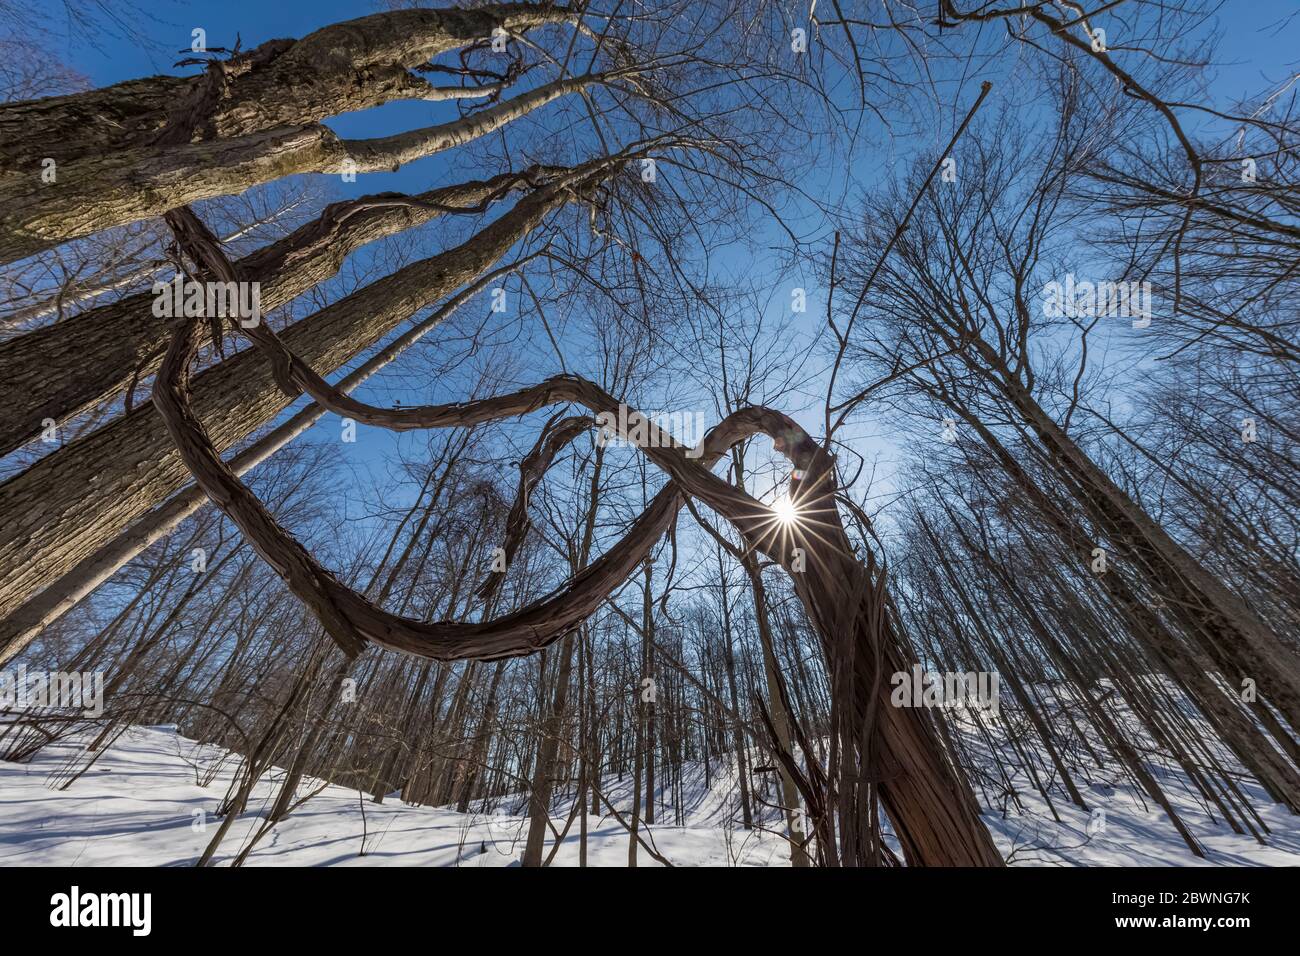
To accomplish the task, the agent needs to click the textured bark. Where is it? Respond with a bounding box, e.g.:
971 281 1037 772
0 178 581 624
148 218 1003 861
0 74 600 264
0 76 196 168
0 261 514 665
1 124 333 265
0 4 576 167
151 302 1004 862
766 445 1003 866
0 169 536 456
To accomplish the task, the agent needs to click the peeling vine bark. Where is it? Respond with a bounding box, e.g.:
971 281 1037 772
0 168 544 455
0 167 606 621
148 205 1004 862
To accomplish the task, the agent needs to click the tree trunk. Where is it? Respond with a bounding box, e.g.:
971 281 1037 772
521 635 576 866
0 178 586 631
0 172 524 457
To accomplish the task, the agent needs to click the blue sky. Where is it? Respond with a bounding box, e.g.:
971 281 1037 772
42 0 1300 226
27 0 1300 541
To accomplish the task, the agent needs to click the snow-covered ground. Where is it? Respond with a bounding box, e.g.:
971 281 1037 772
0 725 791 866
1 716 1296 867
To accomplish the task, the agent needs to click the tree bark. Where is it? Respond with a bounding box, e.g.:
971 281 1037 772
0 176 592 628
0 170 532 456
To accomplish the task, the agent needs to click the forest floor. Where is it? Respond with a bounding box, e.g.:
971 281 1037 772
1 702 1298 866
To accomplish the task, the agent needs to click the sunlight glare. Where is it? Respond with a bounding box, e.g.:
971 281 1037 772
772 494 799 525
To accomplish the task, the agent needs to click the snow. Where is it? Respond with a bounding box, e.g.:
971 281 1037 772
0 725 787 866
1 716 1296 866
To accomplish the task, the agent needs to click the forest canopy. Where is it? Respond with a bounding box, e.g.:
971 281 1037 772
0 0 1296 872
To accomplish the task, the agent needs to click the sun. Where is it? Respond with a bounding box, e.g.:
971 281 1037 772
772 494 799 525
